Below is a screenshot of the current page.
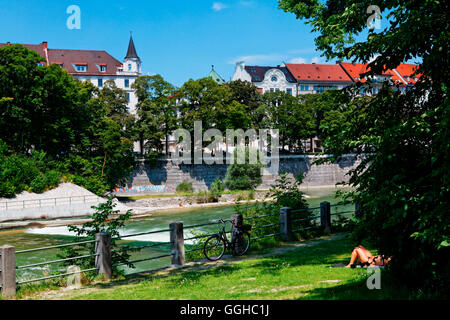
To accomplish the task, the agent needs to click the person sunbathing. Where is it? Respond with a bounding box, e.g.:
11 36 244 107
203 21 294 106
346 245 391 268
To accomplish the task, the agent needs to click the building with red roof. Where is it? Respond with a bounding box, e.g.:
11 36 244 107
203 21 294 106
0 36 142 114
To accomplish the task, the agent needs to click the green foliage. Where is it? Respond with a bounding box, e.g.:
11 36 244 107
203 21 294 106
278 0 450 290
57 197 134 279
0 140 62 197
209 178 224 202
234 172 312 241
224 147 264 190
176 181 194 193
132 75 177 155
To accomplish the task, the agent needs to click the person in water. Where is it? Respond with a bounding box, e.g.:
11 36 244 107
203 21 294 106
346 245 391 268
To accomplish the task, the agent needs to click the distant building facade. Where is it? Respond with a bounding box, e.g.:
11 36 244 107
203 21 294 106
1 36 142 114
232 60 420 96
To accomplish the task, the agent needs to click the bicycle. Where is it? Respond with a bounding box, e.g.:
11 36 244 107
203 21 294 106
203 219 251 261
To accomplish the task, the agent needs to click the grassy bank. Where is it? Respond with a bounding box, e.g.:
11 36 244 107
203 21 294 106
22 234 436 300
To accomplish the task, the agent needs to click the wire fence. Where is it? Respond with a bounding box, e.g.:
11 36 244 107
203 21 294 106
3 202 355 293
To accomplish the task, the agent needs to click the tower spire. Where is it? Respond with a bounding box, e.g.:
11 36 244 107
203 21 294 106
125 33 140 61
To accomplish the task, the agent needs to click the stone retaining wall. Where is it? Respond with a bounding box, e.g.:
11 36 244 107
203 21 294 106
121 155 359 195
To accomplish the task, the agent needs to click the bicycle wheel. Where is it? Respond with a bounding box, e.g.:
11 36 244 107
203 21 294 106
203 235 226 261
232 232 250 256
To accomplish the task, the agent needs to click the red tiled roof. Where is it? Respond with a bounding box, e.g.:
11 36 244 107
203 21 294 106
285 63 353 82
47 49 122 76
394 64 421 84
339 62 420 85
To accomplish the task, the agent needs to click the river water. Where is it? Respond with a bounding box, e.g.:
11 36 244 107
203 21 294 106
0 187 353 279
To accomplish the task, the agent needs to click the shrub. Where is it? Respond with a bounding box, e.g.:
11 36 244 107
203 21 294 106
176 181 194 193
209 178 224 202
224 147 263 191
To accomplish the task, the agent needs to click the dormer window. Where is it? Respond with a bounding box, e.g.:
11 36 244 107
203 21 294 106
74 63 87 72
54 62 63 68
97 64 107 72
128 64 132 71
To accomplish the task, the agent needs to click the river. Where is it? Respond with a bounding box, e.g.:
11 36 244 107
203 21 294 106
0 187 353 280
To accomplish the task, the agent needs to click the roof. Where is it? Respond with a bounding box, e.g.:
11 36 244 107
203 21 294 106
339 62 419 85
393 64 421 84
125 35 140 60
48 49 122 76
245 65 296 83
208 66 226 84
286 63 353 82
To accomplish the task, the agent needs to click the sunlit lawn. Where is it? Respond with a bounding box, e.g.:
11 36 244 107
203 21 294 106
25 235 428 300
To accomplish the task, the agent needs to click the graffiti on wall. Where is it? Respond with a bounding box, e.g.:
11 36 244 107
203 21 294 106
114 184 177 194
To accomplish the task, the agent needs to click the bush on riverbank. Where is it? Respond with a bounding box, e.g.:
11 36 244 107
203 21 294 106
224 147 264 191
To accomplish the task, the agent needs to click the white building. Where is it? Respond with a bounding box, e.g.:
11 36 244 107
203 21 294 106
232 61 354 95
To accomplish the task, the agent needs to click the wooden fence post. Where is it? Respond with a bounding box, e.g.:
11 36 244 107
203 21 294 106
170 222 185 266
280 207 293 241
320 201 332 234
1 245 16 298
95 232 112 280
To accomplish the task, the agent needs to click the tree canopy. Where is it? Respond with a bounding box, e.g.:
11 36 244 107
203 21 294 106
279 0 449 290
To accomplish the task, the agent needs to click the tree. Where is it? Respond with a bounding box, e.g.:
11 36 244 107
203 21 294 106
279 0 449 290
132 75 177 155
261 91 315 153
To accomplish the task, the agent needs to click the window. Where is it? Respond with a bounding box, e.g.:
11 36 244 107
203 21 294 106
99 65 107 72
254 76 261 81
271 76 278 82
98 79 103 87
270 88 275 92
286 88 292 95
128 64 132 71
300 85 309 91
249 67 256 73
75 64 87 72
126 93 130 102
275 88 280 92
124 79 130 88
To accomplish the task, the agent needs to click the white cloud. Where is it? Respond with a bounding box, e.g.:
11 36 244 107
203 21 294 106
228 53 285 65
212 2 228 11
311 56 323 64
289 57 307 64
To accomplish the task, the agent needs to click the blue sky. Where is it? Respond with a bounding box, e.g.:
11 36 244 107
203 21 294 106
0 0 328 86
1 1 408 87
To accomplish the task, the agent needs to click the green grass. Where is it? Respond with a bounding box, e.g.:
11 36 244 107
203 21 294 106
22 234 435 300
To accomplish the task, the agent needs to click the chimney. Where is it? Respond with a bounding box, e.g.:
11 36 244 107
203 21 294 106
42 41 48 50
6 42 10 45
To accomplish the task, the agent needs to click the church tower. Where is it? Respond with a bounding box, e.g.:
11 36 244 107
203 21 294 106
123 34 141 75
